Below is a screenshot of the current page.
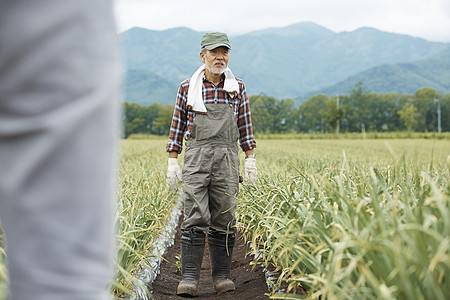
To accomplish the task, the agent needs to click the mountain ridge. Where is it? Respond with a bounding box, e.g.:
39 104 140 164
119 22 450 105
301 47 450 100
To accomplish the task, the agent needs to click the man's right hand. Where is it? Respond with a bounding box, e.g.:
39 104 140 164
167 158 182 191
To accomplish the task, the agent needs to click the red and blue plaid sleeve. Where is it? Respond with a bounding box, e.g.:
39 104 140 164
166 80 189 153
236 79 256 152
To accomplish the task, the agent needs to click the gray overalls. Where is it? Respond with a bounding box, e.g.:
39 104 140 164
181 103 240 234
177 102 239 296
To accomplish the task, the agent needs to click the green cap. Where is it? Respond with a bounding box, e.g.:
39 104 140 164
200 32 231 50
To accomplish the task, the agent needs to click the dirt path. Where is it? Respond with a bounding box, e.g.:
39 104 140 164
150 216 270 299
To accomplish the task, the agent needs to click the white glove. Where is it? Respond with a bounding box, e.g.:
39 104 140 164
244 158 257 185
167 158 182 191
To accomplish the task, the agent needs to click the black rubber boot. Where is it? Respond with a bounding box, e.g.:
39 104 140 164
177 230 205 297
208 230 236 294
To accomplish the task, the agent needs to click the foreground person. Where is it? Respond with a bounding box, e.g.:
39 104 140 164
0 1 119 299
166 32 257 296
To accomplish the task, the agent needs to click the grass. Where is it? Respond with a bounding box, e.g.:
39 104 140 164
254 132 450 140
113 139 179 297
237 139 450 299
0 137 448 299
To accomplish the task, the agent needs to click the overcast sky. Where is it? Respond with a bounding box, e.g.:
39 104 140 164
114 0 450 43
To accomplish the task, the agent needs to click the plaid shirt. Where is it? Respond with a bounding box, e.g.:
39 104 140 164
166 74 256 154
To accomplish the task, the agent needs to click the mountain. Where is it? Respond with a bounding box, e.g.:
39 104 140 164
120 27 203 82
123 69 178 106
302 47 450 99
118 22 450 105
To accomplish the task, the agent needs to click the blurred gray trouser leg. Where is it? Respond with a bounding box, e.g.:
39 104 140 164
0 1 119 299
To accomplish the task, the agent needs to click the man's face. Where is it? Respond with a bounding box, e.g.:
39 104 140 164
201 46 230 75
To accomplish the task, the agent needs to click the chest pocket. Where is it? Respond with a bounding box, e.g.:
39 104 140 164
189 104 238 143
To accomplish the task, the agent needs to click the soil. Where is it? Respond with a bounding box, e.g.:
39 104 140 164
150 216 271 299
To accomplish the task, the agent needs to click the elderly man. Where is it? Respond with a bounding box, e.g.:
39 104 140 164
166 32 257 297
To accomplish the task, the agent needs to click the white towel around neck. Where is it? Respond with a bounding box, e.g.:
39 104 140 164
186 65 239 113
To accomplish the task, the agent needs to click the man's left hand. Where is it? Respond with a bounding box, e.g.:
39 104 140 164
244 158 257 185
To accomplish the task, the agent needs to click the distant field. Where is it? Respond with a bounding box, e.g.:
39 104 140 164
1 138 449 299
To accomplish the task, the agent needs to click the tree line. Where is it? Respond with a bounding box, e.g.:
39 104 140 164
123 83 449 138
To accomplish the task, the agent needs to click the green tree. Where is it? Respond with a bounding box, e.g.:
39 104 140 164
412 87 438 132
379 93 408 131
153 104 174 135
123 102 147 138
320 96 343 134
298 94 331 133
438 93 450 132
340 82 371 132
249 95 277 134
398 103 418 131
249 95 296 134
275 98 295 133
123 102 174 137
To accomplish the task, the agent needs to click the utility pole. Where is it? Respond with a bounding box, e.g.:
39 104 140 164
434 98 441 133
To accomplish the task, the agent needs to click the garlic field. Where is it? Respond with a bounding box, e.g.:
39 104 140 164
1 137 449 300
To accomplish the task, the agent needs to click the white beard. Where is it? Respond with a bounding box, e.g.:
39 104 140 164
205 63 225 75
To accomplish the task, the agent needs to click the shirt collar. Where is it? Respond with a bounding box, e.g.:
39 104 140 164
202 73 225 85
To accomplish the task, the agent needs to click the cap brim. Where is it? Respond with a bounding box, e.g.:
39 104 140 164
204 43 231 50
